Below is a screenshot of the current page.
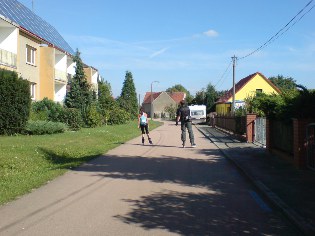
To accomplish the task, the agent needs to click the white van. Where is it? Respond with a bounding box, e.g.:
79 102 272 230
189 105 207 124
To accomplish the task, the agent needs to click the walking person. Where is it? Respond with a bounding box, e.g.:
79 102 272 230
176 100 196 148
138 108 153 145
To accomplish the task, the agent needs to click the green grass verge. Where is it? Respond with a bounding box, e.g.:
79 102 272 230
0 120 162 205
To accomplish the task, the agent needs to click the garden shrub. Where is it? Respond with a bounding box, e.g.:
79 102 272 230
24 120 67 135
85 103 102 128
0 69 31 135
29 110 48 121
245 87 315 121
292 89 315 118
108 107 131 125
31 97 64 122
58 107 83 130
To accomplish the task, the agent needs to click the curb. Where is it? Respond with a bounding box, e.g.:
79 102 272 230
195 125 315 236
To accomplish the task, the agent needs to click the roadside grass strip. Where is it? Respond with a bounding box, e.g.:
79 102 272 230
0 120 162 205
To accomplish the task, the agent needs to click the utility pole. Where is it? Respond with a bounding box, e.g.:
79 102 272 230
150 81 159 120
138 94 141 108
231 55 237 115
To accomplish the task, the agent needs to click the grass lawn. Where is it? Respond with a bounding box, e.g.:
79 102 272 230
0 120 162 205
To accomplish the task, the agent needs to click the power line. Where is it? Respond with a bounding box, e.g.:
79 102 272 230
239 0 314 60
214 60 232 90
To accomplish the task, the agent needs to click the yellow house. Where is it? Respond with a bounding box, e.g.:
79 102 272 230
84 65 99 95
0 0 100 103
216 72 281 115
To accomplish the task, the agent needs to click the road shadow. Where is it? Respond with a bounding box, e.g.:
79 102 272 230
39 146 300 235
114 190 297 236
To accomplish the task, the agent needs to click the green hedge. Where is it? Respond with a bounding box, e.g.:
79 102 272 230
31 97 64 122
24 120 67 135
58 107 83 130
0 69 31 135
108 107 131 125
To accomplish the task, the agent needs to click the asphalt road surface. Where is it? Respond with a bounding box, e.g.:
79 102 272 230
0 121 301 235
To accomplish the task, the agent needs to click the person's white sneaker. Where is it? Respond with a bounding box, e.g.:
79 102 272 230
191 143 197 148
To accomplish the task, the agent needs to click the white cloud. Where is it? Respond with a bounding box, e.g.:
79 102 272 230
203 29 219 37
149 47 169 58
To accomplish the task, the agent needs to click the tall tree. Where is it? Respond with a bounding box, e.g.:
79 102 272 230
204 83 218 113
98 78 116 111
193 88 206 105
166 84 193 104
118 71 138 118
97 78 117 125
64 49 93 124
269 75 297 92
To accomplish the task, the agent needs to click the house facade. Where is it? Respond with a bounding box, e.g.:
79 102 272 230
216 72 281 115
0 16 18 71
84 65 99 96
0 0 99 103
142 91 186 118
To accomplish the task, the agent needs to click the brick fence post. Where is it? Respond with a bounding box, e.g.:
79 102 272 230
293 118 315 168
246 114 257 143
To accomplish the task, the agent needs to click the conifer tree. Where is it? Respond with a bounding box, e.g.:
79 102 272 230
98 78 115 111
117 71 138 118
64 49 93 125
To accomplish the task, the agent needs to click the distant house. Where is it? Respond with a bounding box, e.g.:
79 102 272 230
142 91 186 118
216 72 281 115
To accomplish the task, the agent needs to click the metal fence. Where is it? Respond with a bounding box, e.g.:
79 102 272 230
255 117 266 146
214 115 246 135
271 120 293 155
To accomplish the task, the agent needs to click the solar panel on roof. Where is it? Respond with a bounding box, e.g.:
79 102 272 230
0 0 74 55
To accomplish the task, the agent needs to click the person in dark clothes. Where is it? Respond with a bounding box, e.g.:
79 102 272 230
176 100 196 148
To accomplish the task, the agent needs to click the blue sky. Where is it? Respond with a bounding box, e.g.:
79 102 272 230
19 0 315 99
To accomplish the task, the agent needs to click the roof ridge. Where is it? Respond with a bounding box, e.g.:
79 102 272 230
0 0 74 55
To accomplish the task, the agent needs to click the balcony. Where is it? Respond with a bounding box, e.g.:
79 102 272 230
54 69 67 83
0 48 17 68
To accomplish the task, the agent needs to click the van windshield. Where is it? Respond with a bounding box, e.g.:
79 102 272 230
191 110 204 116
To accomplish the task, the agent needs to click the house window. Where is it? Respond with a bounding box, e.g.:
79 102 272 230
26 45 36 65
30 83 36 100
256 89 263 93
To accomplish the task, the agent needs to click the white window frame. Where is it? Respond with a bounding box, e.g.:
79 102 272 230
30 83 36 100
26 45 36 65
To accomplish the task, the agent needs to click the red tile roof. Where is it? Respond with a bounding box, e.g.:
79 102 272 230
143 92 162 104
216 72 281 103
169 92 186 103
142 92 186 104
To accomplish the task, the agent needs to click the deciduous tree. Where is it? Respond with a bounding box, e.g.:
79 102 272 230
166 84 193 104
269 75 297 92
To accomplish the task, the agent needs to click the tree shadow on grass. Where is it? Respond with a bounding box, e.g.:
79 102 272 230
38 147 102 170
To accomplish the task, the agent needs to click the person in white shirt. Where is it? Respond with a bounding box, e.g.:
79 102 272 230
138 108 153 145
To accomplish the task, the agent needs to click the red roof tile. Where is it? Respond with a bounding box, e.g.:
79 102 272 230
142 91 185 104
169 92 186 103
143 92 162 104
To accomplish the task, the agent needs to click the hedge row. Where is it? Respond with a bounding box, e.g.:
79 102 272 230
0 70 31 135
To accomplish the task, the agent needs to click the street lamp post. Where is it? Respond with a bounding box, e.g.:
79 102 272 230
150 81 159 120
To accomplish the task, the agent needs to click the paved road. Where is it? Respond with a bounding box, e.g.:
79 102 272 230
0 121 300 235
